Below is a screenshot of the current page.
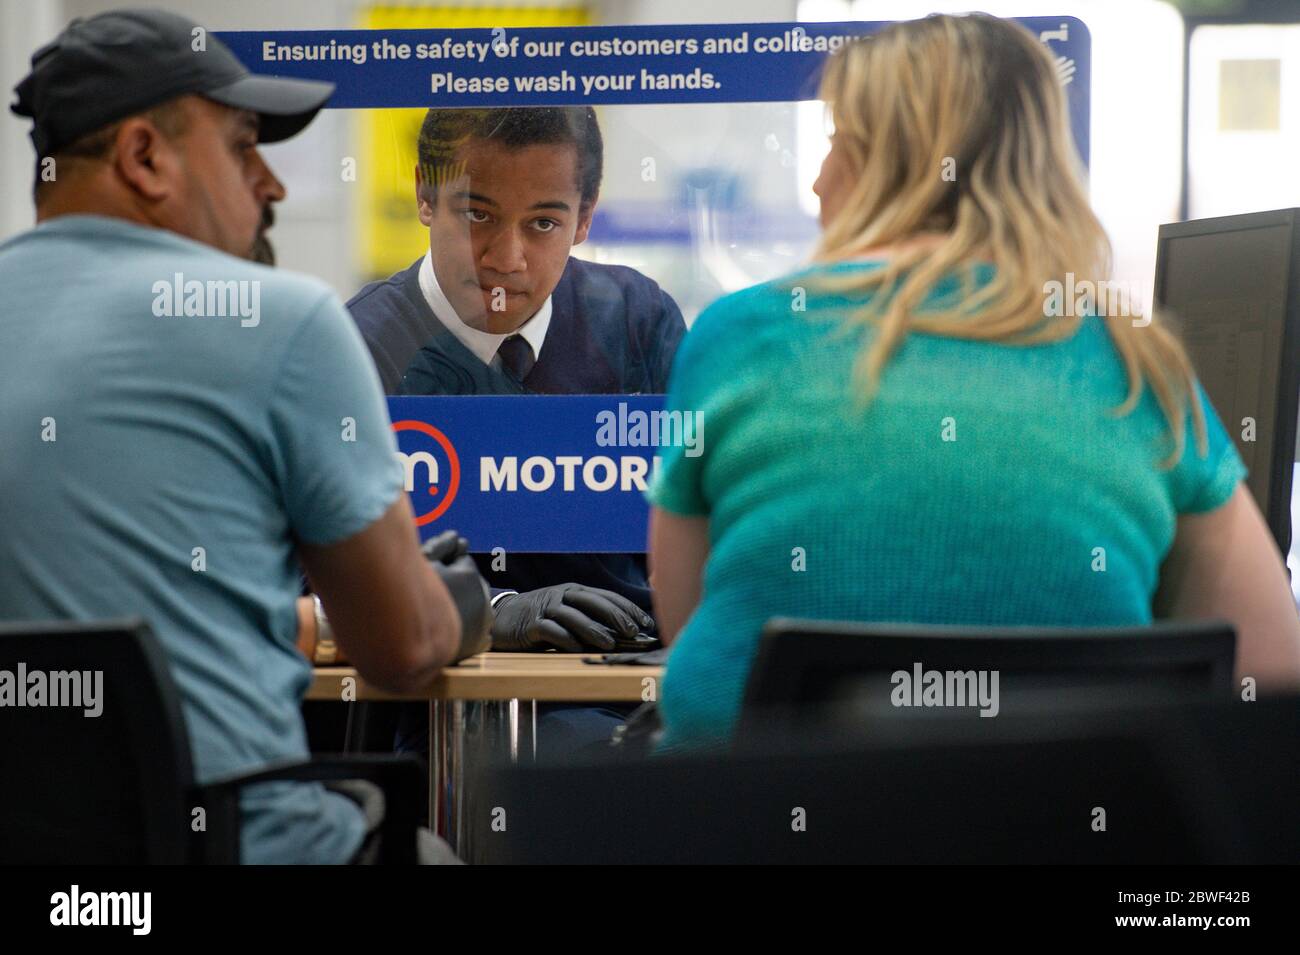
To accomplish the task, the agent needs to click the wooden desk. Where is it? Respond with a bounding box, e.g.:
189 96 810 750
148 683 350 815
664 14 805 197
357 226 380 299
307 652 663 702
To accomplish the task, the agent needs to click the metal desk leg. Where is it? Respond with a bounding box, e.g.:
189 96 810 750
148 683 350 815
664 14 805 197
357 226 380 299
430 699 466 850
434 696 444 841
506 699 539 761
516 699 537 762
508 698 519 762
429 697 541 861
451 700 466 852
460 700 517 863
429 699 443 840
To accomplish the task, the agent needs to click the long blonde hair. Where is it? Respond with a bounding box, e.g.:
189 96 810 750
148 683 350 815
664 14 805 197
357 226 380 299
813 13 1204 465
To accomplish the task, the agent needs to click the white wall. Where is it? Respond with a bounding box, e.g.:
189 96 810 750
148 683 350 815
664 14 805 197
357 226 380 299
0 0 63 243
1189 24 1300 219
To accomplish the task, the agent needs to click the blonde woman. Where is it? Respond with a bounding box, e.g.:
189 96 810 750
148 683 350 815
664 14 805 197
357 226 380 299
646 13 1300 751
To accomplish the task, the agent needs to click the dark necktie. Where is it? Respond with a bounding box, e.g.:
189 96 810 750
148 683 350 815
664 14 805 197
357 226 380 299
496 334 535 383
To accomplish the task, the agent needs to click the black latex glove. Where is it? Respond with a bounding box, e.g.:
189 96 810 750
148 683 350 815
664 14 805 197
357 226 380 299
491 583 657 652
422 530 469 565
421 531 491 661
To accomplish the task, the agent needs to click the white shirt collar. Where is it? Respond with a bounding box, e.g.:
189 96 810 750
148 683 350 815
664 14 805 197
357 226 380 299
417 251 551 367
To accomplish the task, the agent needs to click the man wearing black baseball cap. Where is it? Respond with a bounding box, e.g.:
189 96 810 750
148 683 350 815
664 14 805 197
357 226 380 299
0 9 484 864
12 7 333 257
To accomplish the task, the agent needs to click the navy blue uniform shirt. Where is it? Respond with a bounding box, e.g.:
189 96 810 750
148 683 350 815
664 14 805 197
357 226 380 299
347 254 687 624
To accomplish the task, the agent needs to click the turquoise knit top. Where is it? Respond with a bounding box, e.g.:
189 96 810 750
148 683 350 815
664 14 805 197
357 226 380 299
646 261 1246 752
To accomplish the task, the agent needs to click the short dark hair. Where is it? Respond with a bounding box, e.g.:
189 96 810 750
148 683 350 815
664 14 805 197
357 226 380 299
417 107 603 209
32 100 189 203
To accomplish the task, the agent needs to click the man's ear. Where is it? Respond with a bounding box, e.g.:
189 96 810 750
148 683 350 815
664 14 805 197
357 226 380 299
112 116 177 202
573 195 597 245
414 164 435 227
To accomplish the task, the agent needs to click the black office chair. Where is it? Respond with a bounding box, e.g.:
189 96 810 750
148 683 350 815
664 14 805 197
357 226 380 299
479 621 1267 864
477 701 1252 863
739 617 1236 739
0 618 423 864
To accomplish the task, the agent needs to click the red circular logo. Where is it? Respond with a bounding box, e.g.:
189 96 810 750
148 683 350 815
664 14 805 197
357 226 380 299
391 419 461 526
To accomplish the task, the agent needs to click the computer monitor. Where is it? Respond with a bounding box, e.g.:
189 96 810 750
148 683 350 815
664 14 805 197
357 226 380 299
1153 208 1300 562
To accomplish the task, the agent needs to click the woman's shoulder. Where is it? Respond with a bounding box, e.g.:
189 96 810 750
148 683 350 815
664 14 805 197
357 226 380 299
692 260 888 331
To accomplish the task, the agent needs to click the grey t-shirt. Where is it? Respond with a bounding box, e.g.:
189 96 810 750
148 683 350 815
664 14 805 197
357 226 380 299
0 215 404 863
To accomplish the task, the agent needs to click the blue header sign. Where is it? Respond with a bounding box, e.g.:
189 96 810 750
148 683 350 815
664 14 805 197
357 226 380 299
389 395 692 553
221 17 1090 163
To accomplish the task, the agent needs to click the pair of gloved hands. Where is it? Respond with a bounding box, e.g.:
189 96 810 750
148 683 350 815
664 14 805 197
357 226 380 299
491 583 658 653
421 531 657 655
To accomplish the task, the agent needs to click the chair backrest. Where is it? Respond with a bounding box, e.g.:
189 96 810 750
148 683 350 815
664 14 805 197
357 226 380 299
483 694 1300 864
741 618 1236 732
478 712 1232 864
0 619 196 863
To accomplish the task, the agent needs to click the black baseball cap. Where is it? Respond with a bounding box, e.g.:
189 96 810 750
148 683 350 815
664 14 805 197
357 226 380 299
10 8 335 157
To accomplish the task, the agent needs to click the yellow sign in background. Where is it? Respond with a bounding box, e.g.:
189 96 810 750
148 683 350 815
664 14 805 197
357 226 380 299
358 5 590 279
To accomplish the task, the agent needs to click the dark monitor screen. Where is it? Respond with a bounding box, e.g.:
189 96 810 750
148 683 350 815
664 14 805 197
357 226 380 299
1154 209 1300 561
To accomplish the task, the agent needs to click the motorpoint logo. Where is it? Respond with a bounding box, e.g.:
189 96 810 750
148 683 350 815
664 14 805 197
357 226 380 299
392 420 460 526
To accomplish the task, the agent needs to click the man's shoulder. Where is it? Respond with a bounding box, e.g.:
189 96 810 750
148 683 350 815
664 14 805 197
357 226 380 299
5 217 340 336
19 215 333 298
347 260 421 315
560 256 681 329
169 250 343 342
563 255 666 298
346 260 429 353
